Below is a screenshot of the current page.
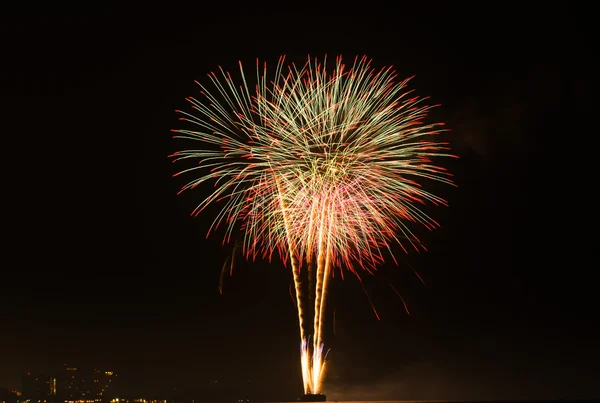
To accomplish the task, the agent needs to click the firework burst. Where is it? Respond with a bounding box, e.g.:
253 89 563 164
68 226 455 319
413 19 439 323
171 54 455 395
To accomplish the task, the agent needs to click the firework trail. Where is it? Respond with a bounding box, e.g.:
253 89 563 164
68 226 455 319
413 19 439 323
171 54 455 395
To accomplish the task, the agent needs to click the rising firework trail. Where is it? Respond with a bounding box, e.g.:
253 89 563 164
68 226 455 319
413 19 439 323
170 54 456 395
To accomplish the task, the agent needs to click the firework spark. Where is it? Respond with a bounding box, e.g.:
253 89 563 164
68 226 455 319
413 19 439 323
171 54 455 394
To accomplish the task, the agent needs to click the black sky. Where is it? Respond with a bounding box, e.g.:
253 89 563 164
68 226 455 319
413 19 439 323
1 4 597 402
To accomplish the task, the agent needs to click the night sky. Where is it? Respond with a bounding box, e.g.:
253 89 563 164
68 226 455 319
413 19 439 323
1 5 597 402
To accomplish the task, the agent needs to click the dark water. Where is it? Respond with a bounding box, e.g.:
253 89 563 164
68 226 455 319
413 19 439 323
269 401 600 403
